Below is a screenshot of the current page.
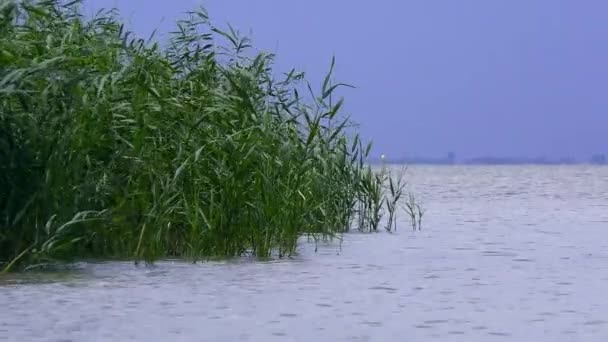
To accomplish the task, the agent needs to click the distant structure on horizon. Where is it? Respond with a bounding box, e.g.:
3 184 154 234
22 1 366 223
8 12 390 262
590 154 607 165
447 152 456 165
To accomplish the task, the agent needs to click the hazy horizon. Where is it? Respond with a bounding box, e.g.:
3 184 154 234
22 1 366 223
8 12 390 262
86 1 607 160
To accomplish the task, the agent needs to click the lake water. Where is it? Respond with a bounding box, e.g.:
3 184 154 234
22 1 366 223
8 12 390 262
2 165 608 341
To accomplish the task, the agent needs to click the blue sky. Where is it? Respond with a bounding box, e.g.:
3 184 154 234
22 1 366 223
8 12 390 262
86 1 608 160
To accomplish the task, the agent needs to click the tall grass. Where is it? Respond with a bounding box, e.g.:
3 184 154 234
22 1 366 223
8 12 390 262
0 0 421 272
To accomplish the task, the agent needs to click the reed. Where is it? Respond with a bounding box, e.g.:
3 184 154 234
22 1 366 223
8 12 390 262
385 167 406 233
0 0 417 271
404 193 422 231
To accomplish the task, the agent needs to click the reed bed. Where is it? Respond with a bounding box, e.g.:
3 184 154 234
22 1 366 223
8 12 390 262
0 0 420 272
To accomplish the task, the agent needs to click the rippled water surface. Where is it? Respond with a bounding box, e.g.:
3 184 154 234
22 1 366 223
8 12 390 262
2 166 608 341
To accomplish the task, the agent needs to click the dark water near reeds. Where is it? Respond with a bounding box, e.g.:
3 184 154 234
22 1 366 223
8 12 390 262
2 165 608 341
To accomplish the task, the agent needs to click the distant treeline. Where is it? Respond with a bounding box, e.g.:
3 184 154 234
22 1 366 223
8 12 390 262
373 154 608 165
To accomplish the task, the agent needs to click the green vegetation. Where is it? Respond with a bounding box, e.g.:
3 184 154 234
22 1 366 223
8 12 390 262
0 0 420 272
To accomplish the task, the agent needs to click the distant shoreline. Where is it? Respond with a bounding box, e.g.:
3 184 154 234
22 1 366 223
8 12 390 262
371 163 607 166
369 159 607 166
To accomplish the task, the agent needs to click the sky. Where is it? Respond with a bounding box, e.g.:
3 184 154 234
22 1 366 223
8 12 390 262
86 1 608 161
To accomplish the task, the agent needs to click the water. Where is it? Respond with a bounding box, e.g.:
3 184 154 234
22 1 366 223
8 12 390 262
2 165 608 341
